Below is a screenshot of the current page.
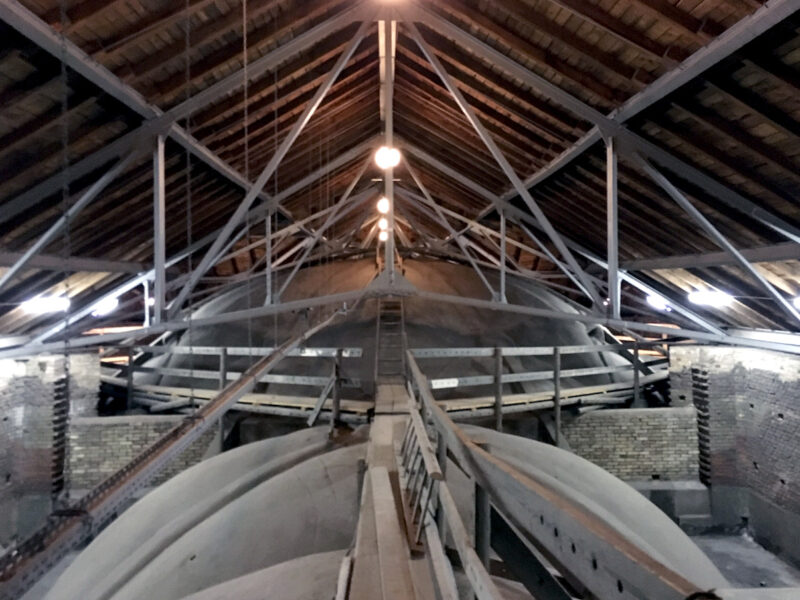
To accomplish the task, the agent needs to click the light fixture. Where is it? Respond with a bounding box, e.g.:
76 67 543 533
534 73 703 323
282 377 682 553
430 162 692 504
793 297 800 310
378 217 389 231
687 290 733 307
646 294 671 311
378 230 389 242
375 146 401 170
91 296 119 317
376 196 390 214
147 297 155 307
21 295 70 315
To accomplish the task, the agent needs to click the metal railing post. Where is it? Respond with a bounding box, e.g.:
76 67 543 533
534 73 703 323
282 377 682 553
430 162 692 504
553 347 561 447
126 346 134 410
494 347 503 431
633 342 641 404
331 348 342 429
218 347 227 390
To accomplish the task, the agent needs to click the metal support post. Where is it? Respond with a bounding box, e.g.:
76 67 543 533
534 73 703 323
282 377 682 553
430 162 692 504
499 212 507 303
494 347 503 431
633 342 641 405
153 135 167 324
264 211 272 305
553 347 561 447
142 280 151 328
380 19 396 281
606 137 620 320
126 346 134 410
219 347 227 390
331 349 343 430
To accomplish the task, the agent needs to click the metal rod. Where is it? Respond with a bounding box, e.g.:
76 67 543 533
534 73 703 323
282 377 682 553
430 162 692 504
606 137 620 320
436 432 447 533
265 210 272 305
153 135 167 324
499 212 507 303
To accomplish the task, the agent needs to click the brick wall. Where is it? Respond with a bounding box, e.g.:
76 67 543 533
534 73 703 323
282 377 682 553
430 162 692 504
562 406 699 480
670 345 800 564
670 346 800 506
0 353 99 544
68 416 216 489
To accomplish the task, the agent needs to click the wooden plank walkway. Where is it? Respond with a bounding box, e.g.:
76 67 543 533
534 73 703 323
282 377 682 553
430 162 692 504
348 384 435 600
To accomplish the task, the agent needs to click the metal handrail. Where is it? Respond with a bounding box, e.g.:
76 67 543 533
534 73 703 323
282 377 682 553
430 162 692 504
405 351 702 600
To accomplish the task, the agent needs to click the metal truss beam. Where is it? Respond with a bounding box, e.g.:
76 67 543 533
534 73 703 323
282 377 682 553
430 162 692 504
397 149 597 304
635 153 800 326
411 2 800 246
29 222 249 344
7 289 368 360
622 242 800 271
497 0 800 198
0 1 367 227
400 162 497 298
401 162 723 333
0 152 138 294
407 22 603 307
168 21 372 317
277 181 376 299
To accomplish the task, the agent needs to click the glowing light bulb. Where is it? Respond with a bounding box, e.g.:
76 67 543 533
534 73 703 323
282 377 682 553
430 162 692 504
375 146 401 169
377 196 390 214
378 217 389 231
378 230 389 242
